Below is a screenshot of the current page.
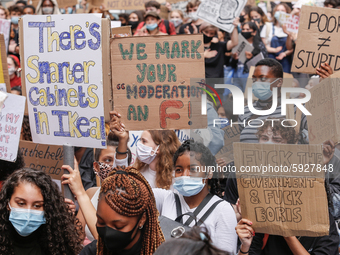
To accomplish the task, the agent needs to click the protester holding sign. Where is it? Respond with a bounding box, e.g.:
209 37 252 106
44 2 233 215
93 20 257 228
260 4 293 73
153 140 237 253
80 166 164 255
170 10 184 33
248 6 268 32
178 0 204 34
129 11 144 34
7 55 21 88
0 168 83 254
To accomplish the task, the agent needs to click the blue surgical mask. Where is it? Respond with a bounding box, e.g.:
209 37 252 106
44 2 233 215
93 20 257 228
173 176 205 197
11 16 19 25
9 204 46 237
67 7 73 14
219 118 229 129
146 23 158 31
252 79 279 101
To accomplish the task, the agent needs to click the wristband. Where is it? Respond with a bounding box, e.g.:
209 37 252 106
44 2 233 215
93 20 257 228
239 248 249 254
116 149 128 154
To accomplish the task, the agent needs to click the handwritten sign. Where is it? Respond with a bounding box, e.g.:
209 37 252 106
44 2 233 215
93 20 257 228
234 142 329 237
0 19 11 53
0 94 26 162
276 12 299 34
111 35 206 130
0 34 10 92
231 33 254 64
19 140 64 180
305 74 340 144
20 14 107 148
90 0 148 10
292 6 340 74
215 125 240 165
197 0 247 33
112 26 132 38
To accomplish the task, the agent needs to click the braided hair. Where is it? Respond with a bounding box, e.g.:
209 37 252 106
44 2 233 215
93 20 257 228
173 140 222 197
97 166 164 255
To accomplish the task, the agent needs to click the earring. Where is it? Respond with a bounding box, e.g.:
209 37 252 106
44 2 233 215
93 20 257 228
139 225 143 229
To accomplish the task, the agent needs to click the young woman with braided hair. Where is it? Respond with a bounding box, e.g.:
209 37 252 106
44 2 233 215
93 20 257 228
80 166 164 255
153 140 238 253
0 168 83 255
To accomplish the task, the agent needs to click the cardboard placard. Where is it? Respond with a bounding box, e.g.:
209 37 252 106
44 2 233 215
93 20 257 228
20 14 108 149
292 6 340 74
0 94 26 162
111 34 206 130
112 26 132 38
231 33 254 64
19 140 64 180
215 124 241 164
305 75 340 144
197 0 247 33
0 34 10 93
246 52 264 71
234 142 329 237
0 19 11 54
57 0 78 8
103 0 148 10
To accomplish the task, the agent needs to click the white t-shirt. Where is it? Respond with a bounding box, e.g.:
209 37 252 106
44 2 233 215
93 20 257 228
84 154 129 241
140 166 174 190
260 22 287 46
153 188 238 254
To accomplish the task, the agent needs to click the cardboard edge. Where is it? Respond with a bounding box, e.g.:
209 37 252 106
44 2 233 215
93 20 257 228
19 18 29 116
0 34 11 92
102 18 113 123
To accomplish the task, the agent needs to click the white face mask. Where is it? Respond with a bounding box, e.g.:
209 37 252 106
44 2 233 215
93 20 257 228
42 7 53 14
170 18 183 27
8 67 15 76
136 141 159 165
188 11 198 21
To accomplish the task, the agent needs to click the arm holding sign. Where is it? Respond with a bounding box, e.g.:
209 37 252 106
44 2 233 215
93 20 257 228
109 111 129 161
62 160 99 240
236 219 254 255
226 19 239 51
316 63 333 80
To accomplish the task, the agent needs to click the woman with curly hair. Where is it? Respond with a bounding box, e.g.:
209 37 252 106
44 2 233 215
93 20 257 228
135 130 181 190
153 140 237 253
0 168 83 255
80 166 164 255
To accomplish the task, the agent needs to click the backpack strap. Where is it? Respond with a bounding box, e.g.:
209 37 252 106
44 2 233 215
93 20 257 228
262 234 269 250
184 193 214 226
164 19 170 34
174 193 183 224
197 199 224 226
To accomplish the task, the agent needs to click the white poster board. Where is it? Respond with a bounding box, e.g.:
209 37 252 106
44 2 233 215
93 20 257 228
197 0 247 33
0 19 11 53
21 14 106 148
231 33 254 63
0 93 25 162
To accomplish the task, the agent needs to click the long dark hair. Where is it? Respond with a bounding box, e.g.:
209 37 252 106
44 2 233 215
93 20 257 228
0 168 83 255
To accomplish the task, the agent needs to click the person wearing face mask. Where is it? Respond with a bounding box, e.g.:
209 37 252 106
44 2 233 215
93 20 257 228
8 5 22 58
79 166 164 255
135 12 168 36
230 21 268 91
135 129 180 189
260 3 293 73
201 21 238 79
8 55 21 88
248 6 268 32
178 0 204 34
129 11 144 35
153 140 238 253
62 111 130 242
134 1 176 35
0 168 84 255
169 10 184 34
36 0 61 15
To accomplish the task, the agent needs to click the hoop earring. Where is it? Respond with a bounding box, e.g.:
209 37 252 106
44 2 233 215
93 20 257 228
139 225 144 230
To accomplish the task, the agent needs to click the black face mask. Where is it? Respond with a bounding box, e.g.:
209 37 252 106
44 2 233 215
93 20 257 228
203 33 213 43
96 218 140 252
239 15 245 23
128 21 139 29
253 18 261 24
241 31 253 39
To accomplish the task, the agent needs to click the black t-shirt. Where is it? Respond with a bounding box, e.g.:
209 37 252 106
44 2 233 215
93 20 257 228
224 170 238 205
249 212 339 255
178 22 201 34
205 41 230 79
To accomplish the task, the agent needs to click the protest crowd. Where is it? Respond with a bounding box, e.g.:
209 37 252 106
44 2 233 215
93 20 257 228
1 0 340 254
